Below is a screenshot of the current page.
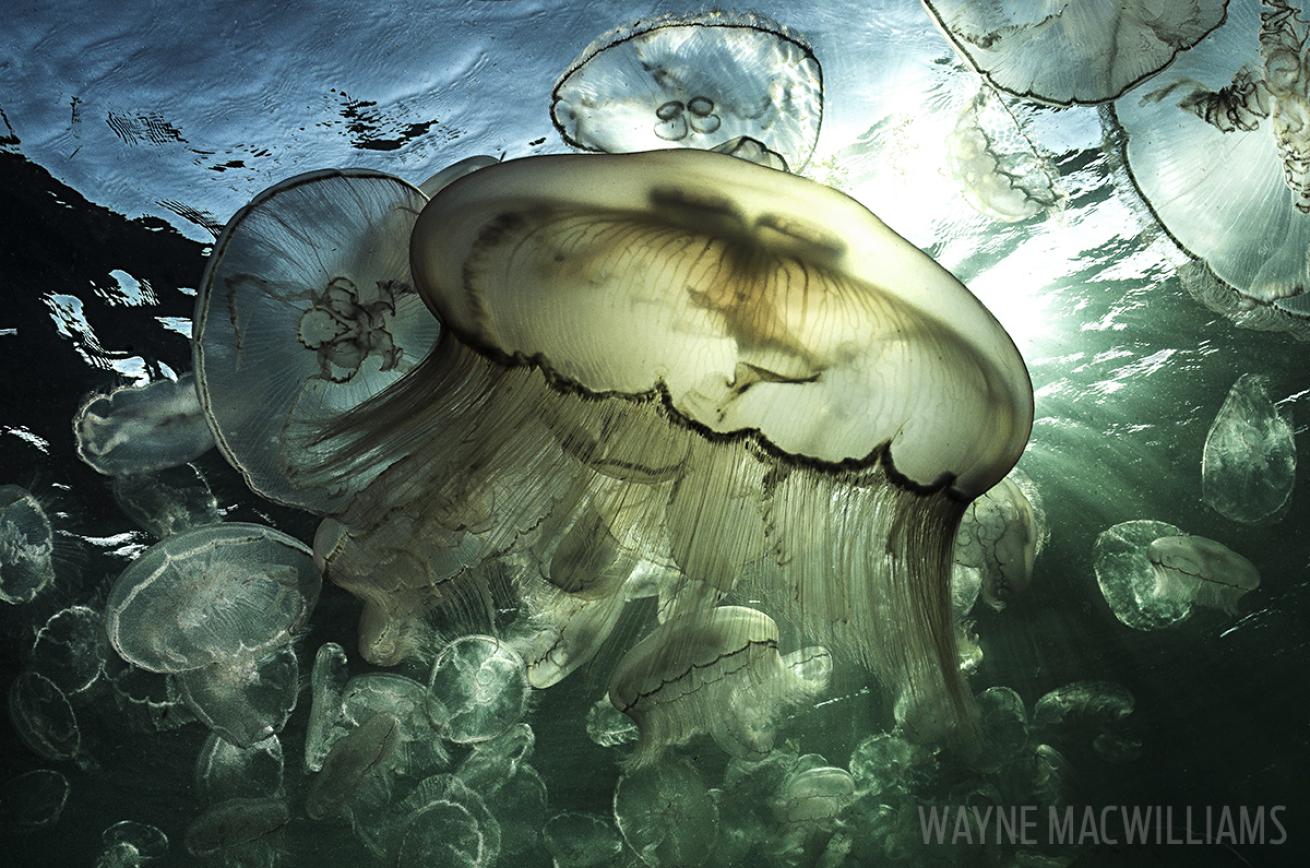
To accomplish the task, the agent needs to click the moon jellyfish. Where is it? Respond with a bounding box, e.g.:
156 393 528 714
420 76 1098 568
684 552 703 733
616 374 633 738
426 636 530 744
0 769 69 829
710 136 790 172
195 733 283 803
1202 373 1296 524
1033 681 1139 761
1117 0 1310 301
0 484 55 605
194 169 436 513
313 149 1033 744
848 732 929 799
976 686 1030 764
73 375 214 475
772 765 857 861
952 469 1048 611
183 796 289 860
390 775 501 867
946 87 1062 222
587 695 639 748
305 712 401 822
1093 519 1192 630
106 662 194 733
95 821 168 868
551 13 823 170
8 671 81 762
544 812 625 868
28 605 107 695
174 644 299 747
925 0 1227 105
1148 534 1261 614
455 722 534 794
111 464 221 539
495 764 549 857
1179 260 1310 340
613 757 719 867
609 607 829 766
104 523 319 674
304 642 349 772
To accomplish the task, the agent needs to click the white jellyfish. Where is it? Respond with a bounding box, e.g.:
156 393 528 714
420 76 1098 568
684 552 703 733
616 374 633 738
926 0 1227 105
426 635 530 744
552 12 823 170
1093 519 1193 630
1117 0 1310 302
28 605 107 695
586 695 639 748
0 769 70 830
73 374 215 476
952 468 1048 611
111 464 221 539
0 484 55 605
391 775 502 866
1148 534 1261 613
194 169 437 512
95 821 169 868
609 606 831 767
1202 373 1296 524
324 672 450 780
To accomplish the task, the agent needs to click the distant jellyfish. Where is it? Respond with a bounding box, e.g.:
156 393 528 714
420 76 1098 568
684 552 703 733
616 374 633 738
194 169 437 513
975 686 1030 764
194 733 284 803
105 661 195 733
0 484 55 605
304 642 349 773
1033 680 1138 760
426 635 530 744
495 764 549 857
587 695 639 748
1117 0 1310 302
455 722 534 794
1179 260 1310 340
946 86 1062 222
324 672 450 779
925 0 1228 105
608 607 828 766
28 605 108 695
771 764 857 860
1148 534 1261 614
174 644 299 748
74 375 215 476
1093 519 1193 630
8 671 81 762
104 523 319 674
848 732 929 799
613 757 719 867
111 464 221 539
952 468 1048 611
305 712 402 822
544 812 625 868
309 149 1032 744
95 821 169 868
551 13 824 170
1202 373 1296 524
0 769 70 830
183 797 289 861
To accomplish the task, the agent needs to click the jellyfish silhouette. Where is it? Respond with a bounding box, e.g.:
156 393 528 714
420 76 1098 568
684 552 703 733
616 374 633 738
306 148 1032 745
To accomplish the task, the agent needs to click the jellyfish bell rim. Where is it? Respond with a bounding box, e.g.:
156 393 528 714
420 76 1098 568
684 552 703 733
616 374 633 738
409 148 1034 499
193 167 429 513
549 10 824 170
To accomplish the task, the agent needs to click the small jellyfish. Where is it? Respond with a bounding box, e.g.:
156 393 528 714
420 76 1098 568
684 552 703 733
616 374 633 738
848 732 928 799
28 605 108 695
333 672 450 778
304 641 349 773
1093 519 1192 630
773 765 856 828
73 374 215 476
552 13 824 169
1202 373 1296 524
111 464 221 539
1118 1 1310 301
952 468 1048 611
306 712 401 822
976 686 1030 765
495 764 549 857
926 0 1227 105
945 87 1061 222
426 636 530 745
544 812 625 868
0 484 55 605
175 644 299 747
1148 534 1261 614
194 733 284 803
194 169 437 513
586 695 639 748
310 148 1032 744
1033 681 1136 759
608 606 830 766
0 768 70 829
104 523 320 674
614 757 719 867
105 662 195 733
390 775 501 867
8 671 81 762
95 821 168 868
183 796 289 860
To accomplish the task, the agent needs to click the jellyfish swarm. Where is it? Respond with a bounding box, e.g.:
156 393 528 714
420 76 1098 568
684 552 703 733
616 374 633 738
925 0 1228 106
311 149 1032 743
1147 534 1261 614
1117 0 1310 303
1202 373 1296 525
552 12 823 171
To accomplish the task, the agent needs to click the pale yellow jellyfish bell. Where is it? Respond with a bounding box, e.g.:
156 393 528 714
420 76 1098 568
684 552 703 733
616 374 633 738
318 149 1032 741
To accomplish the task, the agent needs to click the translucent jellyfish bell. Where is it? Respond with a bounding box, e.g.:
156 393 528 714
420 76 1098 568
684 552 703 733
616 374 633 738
1094 520 1192 630
552 13 823 170
0 484 56 605
104 523 320 673
608 606 828 766
1116 1 1310 301
952 468 1047 611
613 757 719 866
73 375 215 476
925 0 1227 105
1202 373 1296 524
195 169 436 513
318 148 1032 742
426 635 530 744
945 86 1061 222
1 769 70 830
1148 534 1261 614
